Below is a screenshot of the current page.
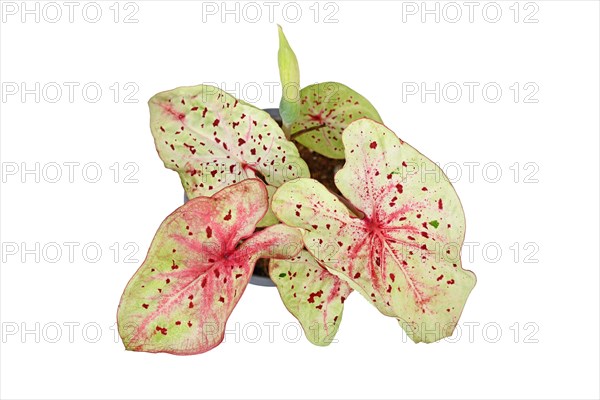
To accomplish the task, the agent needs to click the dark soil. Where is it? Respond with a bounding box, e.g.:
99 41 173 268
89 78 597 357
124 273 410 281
295 143 344 197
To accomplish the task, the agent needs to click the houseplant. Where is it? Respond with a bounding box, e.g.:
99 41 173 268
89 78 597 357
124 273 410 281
117 26 476 354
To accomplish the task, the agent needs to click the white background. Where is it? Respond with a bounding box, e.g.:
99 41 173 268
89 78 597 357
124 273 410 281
1 1 599 399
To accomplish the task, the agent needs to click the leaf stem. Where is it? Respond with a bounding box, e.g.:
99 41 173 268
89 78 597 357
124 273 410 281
282 123 292 140
289 124 327 141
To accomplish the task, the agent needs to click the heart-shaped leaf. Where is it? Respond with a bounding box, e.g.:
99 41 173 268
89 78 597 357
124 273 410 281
117 179 302 354
269 250 352 346
149 84 310 226
273 119 476 343
290 82 382 159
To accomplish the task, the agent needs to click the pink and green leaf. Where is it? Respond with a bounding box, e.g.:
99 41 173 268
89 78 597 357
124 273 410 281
272 119 476 343
117 179 302 355
269 250 352 346
290 82 382 159
149 84 310 225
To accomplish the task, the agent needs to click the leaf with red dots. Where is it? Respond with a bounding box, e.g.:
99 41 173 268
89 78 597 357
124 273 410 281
273 119 476 343
290 82 382 159
269 250 352 346
149 84 309 226
117 179 302 355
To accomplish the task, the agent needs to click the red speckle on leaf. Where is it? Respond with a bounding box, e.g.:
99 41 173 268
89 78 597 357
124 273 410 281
312 224 318 229
189 302 194 308
390 273 396 282
438 199 443 209
354 272 361 279
202 107 208 117
307 290 324 303
183 143 196 154
238 138 246 146
206 226 212 238
447 279 455 285
155 325 168 335
175 321 181 325
224 210 232 221
421 187 428 191
187 321 193 327
142 303 149 309
341 296 346 303
171 260 179 270
402 161 408 167
201 277 207 288
191 106 198 111
437 274 444 281
421 232 429 238
160 126 165 132
396 184 403 193
188 295 194 300
370 141 377 149
166 278 170 284
315 305 323 310
213 119 220 127
326 224 331 230
219 296 225 303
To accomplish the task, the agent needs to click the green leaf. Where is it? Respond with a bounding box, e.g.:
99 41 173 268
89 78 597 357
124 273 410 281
148 84 310 226
277 25 301 127
272 119 476 343
269 250 352 346
290 82 382 159
117 179 303 355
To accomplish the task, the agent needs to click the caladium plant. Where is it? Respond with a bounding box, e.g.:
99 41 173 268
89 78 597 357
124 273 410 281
117 26 476 354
